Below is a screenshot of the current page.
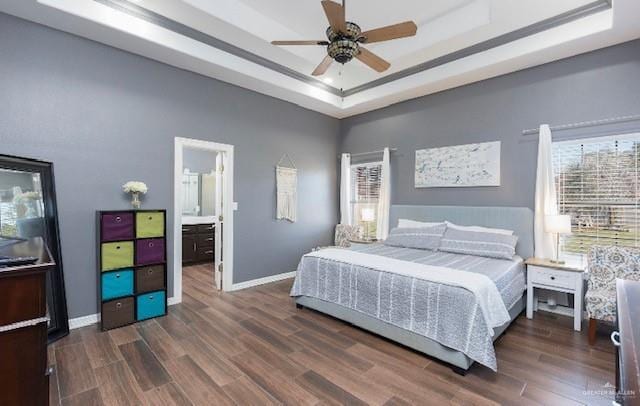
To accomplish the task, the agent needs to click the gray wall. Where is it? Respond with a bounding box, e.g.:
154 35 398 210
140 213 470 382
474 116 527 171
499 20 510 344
341 39 640 210
0 13 340 318
183 147 217 175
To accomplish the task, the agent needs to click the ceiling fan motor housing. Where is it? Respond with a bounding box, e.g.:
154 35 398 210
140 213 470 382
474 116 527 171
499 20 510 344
326 22 361 64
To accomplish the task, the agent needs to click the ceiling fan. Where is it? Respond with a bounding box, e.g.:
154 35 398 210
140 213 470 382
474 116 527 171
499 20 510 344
271 0 417 76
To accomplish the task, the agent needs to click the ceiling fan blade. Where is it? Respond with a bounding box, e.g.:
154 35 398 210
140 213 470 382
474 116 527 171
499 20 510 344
271 40 329 46
321 0 345 33
355 47 390 72
312 55 333 76
360 21 417 44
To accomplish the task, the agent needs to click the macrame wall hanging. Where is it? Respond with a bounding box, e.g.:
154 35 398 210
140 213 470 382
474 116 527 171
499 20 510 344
276 153 297 222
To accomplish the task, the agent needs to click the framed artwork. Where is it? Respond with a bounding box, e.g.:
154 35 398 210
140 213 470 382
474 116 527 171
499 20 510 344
415 141 501 187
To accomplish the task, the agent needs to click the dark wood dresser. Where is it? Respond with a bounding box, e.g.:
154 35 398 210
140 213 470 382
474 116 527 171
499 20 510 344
182 223 215 264
615 279 640 406
0 237 55 406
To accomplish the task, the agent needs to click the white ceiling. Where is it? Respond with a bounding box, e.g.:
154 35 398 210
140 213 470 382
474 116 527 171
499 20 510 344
1 0 639 118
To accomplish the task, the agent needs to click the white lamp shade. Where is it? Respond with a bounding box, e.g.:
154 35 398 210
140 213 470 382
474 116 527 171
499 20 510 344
544 214 572 234
361 208 376 222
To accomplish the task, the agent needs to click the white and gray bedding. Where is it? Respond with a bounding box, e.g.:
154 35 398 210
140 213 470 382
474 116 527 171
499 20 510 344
290 243 525 370
439 227 518 259
384 224 447 251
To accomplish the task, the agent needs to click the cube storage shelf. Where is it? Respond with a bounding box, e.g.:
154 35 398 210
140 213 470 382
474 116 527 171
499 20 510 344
97 210 168 331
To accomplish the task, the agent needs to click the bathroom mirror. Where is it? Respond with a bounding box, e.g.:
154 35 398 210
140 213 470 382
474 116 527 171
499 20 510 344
181 170 216 217
181 147 218 218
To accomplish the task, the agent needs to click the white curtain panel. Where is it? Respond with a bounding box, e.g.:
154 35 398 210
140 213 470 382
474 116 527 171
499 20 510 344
376 148 391 240
340 153 352 225
276 166 297 222
534 124 558 259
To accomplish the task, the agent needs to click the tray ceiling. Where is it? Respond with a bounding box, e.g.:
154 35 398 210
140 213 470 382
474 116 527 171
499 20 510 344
1 0 638 117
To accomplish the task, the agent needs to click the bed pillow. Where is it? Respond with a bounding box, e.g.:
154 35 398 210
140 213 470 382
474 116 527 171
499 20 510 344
440 227 518 259
398 218 445 228
384 224 447 251
444 221 514 236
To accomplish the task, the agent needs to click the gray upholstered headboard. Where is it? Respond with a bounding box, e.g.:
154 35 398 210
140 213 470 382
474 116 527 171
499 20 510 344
390 205 534 259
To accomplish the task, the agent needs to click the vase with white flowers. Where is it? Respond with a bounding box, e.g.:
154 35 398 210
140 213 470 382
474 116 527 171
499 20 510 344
13 191 42 218
122 181 148 209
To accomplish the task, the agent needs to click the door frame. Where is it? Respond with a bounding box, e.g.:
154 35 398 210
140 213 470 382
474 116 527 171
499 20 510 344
173 137 234 303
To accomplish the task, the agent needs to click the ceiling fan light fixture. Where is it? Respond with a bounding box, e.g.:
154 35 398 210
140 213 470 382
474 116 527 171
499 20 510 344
325 22 361 42
328 39 359 64
271 1 416 75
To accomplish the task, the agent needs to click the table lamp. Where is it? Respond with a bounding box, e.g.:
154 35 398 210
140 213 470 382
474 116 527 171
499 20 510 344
545 214 572 264
361 208 375 241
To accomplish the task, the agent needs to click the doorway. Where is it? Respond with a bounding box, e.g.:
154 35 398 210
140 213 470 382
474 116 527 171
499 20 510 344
173 138 234 304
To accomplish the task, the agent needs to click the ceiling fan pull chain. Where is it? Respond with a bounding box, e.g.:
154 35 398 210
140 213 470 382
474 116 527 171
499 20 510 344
339 64 344 98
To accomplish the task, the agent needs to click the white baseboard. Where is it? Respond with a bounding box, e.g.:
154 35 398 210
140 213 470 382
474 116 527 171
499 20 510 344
68 313 100 330
230 271 296 291
68 296 179 330
69 271 294 330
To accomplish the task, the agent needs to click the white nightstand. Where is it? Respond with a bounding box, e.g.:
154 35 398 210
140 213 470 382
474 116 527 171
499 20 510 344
525 258 586 331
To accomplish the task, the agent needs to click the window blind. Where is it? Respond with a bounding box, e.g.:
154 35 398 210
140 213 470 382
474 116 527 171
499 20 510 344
350 162 382 239
553 133 640 256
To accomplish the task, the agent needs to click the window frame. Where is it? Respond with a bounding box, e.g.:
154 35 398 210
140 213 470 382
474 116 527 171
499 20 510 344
349 160 383 240
552 132 640 259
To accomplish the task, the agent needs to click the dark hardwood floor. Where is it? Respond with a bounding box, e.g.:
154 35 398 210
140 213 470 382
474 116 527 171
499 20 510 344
49 264 616 405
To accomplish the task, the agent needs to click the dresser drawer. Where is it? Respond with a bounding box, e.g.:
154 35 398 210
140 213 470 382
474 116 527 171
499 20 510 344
135 265 165 293
136 238 165 265
182 224 198 234
529 265 577 290
101 241 134 271
136 211 165 238
197 224 215 233
0 322 48 406
101 269 134 300
197 247 214 262
0 271 46 326
136 291 166 321
102 297 135 330
101 212 134 242
197 233 214 248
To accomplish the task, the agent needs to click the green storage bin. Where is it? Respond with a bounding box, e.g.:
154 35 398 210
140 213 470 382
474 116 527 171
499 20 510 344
136 211 164 238
101 241 134 271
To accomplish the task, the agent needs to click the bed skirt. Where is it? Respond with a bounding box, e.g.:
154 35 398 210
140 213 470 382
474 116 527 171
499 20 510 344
294 293 525 371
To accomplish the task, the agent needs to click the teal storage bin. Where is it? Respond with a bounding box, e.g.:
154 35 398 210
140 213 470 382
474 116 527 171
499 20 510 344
136 290 166 321
101 269 134 300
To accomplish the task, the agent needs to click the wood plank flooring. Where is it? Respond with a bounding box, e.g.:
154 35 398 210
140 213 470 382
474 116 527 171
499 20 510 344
49 263 616 405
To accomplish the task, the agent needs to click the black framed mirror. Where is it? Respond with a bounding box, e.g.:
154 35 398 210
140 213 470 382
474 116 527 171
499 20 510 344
0 154 69 341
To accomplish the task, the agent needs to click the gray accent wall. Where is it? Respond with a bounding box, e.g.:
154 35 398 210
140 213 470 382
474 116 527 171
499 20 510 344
0 13 339 318
341 39 640 211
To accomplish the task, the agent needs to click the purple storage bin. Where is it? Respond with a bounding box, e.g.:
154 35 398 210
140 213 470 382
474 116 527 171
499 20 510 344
136 238 165 265
101 212 134 242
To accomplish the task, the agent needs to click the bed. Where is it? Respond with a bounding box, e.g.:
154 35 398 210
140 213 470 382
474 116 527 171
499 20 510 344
290 205 534 373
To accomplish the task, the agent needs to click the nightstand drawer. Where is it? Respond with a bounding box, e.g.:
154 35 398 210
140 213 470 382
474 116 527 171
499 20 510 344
529 265 577 290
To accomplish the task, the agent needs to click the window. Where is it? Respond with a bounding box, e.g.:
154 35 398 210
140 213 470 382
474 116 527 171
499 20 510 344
350 162 382 239
553 133 640 258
